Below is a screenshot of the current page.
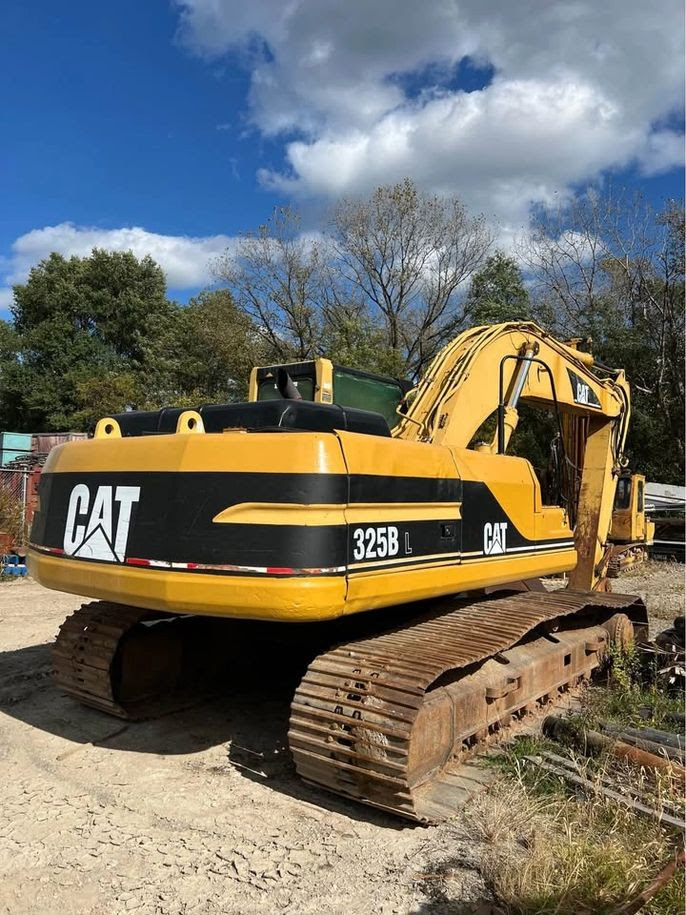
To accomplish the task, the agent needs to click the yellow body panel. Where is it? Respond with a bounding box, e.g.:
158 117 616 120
29 551 348 621
29 425 577 622
30 544 576 622
343 548 576 617
610 474 652 545
45 428 347 475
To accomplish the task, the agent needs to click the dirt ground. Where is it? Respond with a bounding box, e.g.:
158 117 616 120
0 563 682 915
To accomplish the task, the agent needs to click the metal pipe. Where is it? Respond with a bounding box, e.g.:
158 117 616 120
507 346 537 407
543 715 686 781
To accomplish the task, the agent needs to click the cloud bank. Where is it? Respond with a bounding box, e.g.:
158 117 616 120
175 0 685 228
0 223 234 311
3 3 682 313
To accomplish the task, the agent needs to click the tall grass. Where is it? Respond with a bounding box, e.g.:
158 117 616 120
464 771 684 915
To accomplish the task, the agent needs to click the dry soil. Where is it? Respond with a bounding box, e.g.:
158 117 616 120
0 562 682 915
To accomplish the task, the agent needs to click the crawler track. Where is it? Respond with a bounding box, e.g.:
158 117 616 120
53 603 151 717
52 602 228 719
608 543 649 577
53 590 647 823
288 590 647 822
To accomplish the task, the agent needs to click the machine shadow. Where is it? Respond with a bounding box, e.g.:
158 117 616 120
0 640 409 829
409 901 502 915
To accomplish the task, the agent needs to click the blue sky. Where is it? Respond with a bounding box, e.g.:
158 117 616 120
1 0 683 312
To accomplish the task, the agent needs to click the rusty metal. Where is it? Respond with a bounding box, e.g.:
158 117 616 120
289 590 647 822
600 723 685 763
544 715 686 781
608 542 649 577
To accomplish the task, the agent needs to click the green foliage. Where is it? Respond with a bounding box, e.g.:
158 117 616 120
141 289 268 406
465 251 531 324
1 249 173 430
580 643 684 732
0 251 269 431
71 372 143 429
321 306 407 378
12 249 170 361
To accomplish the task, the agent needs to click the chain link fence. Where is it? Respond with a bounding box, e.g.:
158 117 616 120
0 462 45 552
0 468 30 550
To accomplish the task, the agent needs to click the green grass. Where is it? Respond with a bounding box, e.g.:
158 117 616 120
578 643 684 732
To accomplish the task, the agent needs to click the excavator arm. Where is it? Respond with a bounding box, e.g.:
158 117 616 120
395 322 631 589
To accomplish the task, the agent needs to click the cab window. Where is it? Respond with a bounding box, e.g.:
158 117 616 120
614 477 631 510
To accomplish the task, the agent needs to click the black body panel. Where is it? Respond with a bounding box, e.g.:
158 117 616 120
32 469 570 575
109 400 391 438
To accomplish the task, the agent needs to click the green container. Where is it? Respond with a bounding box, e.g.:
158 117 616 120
332 367 404 429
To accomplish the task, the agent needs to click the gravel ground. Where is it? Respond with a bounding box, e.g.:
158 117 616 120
613 560 685 636
0 564 682 915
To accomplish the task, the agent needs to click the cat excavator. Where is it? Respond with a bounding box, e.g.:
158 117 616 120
608 472 655 575
28 322 647 822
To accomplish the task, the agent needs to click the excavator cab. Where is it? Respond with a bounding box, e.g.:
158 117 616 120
608 472 655 575
612 473 647 543
249 358 407 429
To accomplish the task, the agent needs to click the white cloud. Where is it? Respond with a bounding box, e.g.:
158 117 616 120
0 223 235 309
175 0 685 229
0 287 14 312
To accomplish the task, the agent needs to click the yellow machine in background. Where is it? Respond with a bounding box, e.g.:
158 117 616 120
29 322 647 822
609 472 655 575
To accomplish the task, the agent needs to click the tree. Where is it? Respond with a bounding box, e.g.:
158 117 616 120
71 372 142 429
319 301 408 378
522 191 685 483
215 180 493 380
1 249 173 430
464 252 531 324
13 249 170 362
330 179 493 375
214 208 323 362
141 289 268 405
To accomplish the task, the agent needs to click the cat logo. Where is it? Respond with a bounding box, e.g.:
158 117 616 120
483 521 508 555
574 381 591 404
567 368 601 408
63 484 140 562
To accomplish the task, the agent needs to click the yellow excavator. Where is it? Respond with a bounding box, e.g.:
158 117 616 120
608 472 655 575
29 322 647 822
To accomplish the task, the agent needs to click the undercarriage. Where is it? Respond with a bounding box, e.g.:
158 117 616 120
53 589 647 822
